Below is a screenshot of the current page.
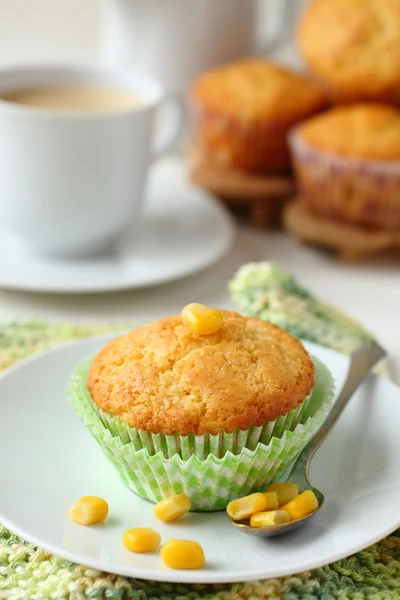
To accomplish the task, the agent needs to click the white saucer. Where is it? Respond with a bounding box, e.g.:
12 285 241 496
0 336 399 584
0 158 235 293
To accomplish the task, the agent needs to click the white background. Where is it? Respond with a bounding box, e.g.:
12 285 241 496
0 0 99 66
0 0 305 67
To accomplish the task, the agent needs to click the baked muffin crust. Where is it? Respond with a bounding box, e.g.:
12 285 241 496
88 311 315 436
192 59 326 124
297 0 400 104
296 104 400 160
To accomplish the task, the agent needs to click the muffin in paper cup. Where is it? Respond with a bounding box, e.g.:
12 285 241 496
193 108 294 174
68 353 334 512
297 0 400 106
289 105 400 230
191 59 326 173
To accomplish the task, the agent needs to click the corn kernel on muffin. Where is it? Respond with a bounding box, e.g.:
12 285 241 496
297 0 400 104
87 311 315 436
191 59 327 173
290 104 400 230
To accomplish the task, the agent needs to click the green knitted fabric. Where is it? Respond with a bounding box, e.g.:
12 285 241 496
0 320 399 600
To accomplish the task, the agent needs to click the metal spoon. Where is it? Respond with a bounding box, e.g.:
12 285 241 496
230 340 386 537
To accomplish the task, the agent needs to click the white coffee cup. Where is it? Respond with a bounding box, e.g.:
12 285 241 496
0 65 181 257
100 0 297 96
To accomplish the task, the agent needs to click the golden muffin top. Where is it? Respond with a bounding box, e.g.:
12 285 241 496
191 59 326 124
297 0 400 104
295 104 400 160
88 311 315 436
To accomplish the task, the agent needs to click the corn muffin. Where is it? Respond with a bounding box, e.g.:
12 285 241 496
191 59 327 173
87 311 314 436
297 0 400 104
290 104 400 230
69 308 334 511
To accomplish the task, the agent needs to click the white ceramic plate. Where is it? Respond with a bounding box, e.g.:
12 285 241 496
0 337 399 584
0 158 234 293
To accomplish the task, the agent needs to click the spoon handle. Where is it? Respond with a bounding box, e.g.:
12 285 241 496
290 340 387 486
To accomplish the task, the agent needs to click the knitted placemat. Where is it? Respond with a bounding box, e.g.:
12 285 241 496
0 320 399 600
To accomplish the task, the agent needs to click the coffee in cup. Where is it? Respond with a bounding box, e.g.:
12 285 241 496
1 84 143 113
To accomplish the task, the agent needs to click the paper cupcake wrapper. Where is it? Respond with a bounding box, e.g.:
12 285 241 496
70 355 331 460
192 103 293 173
68 355 334 511
289 130 400 230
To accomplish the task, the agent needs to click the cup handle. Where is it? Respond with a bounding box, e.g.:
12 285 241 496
151 93 185 163
255 0 297 55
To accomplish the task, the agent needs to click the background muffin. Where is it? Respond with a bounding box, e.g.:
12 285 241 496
70 310 334 511
191 59 327 173
290 104 400 230
297 0 400 105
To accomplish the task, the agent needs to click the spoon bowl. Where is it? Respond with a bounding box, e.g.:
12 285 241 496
230 341 386 537
229 488 324 538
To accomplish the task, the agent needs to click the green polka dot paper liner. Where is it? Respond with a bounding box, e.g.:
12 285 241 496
70 355 332 460
69 355 334 511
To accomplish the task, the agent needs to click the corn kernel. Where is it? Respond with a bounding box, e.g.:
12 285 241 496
161 539 205 570
154 493 191 522
262 491 279 510
266 483 300 507
282 490 319 521
123 528 161 553
181 303 223 335
226 493 267 521
68 496 108 526
250 510 290 528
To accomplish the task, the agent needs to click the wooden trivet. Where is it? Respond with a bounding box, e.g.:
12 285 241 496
284 199 400 262
189 150 295 228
